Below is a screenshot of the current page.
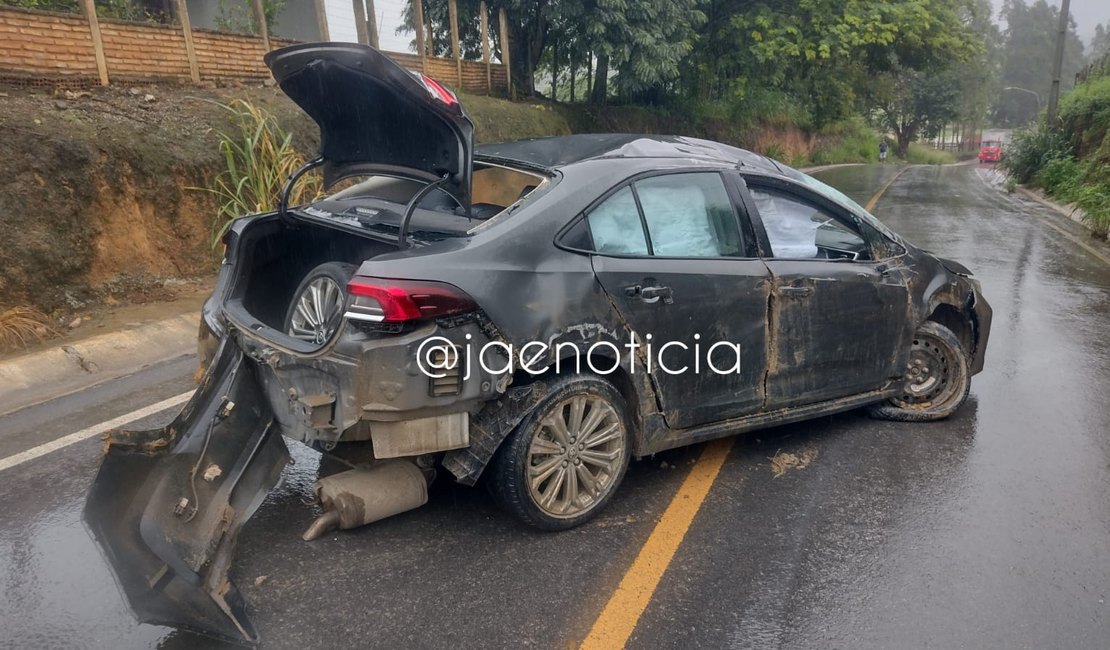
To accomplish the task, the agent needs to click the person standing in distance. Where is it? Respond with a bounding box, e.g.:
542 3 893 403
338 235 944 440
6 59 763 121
879 140 888 163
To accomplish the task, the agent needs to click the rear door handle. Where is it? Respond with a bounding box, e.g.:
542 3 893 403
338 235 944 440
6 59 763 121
640 285 673 304
625 284 674 304
777 286 813 297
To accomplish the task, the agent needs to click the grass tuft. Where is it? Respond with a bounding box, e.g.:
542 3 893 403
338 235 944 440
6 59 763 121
194 99 323 248
0 307 57 351
904 143 957 165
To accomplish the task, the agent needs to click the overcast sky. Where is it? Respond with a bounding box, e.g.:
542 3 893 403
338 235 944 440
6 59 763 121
991 0 1110 43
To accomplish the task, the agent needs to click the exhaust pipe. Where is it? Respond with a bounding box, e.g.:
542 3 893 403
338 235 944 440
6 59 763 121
302 461 429 541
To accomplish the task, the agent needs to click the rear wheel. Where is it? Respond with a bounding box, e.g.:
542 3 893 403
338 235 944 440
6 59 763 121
488 375 632 530
868 321 970 422
284 262 356 346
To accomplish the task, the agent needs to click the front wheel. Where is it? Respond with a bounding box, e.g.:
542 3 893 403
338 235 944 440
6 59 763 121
487 375 632 531
868 321 971 422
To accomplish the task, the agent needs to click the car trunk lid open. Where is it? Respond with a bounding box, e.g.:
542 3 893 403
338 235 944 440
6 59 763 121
264 43 475 214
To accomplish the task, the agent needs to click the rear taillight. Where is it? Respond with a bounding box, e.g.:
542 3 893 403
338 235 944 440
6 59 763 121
420 74 459 106
345 277 477 323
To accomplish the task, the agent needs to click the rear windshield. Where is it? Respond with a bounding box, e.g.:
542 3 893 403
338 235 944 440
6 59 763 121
302 162 549 239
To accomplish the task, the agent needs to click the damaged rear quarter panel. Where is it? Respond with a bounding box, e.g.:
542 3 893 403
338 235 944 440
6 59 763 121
361 161 673 481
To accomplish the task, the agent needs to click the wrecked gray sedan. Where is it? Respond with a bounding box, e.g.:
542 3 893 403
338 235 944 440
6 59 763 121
85 43 992 643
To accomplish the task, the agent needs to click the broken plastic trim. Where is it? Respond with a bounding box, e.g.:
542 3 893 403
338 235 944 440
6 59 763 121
84 338 289 644
398 172 455 249
279 155 325 225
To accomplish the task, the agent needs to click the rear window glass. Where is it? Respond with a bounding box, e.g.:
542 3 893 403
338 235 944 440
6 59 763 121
582 173 744 257
586 186 650 255
636 174 742 257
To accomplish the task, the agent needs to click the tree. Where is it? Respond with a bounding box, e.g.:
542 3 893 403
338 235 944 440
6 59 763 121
398 0 491 59
581 0 705 103
1089 23 1110 63
952 0 1003 141
400 0 704 102
698 0 980 126
994 0 1086 126
399 0 554 96
874 67 963 156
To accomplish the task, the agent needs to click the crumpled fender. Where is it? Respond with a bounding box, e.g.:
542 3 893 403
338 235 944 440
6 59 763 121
84 337 289 644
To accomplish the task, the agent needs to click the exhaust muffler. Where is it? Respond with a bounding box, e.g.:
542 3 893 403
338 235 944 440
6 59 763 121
302 461 429 541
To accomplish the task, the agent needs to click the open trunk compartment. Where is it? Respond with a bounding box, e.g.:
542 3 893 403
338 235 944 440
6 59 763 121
229 216 395 333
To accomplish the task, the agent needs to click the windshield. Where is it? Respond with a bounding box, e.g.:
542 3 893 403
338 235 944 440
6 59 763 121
779 167 900 240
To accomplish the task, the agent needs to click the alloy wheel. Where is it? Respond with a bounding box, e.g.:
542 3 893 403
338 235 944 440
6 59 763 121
526 395 626 519
288 276 345 345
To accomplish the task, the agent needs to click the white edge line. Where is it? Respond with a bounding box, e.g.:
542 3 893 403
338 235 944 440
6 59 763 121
0 390 195 473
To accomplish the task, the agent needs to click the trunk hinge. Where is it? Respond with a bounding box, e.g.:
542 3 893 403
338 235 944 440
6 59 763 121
398 172 455 250
279 155 325 224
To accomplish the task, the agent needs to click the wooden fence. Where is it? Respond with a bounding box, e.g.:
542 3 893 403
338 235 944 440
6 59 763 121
0 2 509 96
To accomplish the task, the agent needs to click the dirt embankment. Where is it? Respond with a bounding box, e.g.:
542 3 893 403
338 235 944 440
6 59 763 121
0 82 815 320
0 84 318 315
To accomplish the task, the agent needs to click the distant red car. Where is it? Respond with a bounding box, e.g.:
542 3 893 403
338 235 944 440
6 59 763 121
979 141 1002 163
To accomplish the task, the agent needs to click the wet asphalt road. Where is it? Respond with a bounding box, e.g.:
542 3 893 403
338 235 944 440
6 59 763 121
2 163 1109 649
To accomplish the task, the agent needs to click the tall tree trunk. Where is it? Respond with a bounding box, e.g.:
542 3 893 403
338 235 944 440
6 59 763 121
552 38 558 101
586 51 593 98
507 21 535 95
896 129 914 158
591 53 609 105
569 54 576 103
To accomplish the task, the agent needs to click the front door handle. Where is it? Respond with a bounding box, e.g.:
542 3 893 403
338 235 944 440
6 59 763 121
625 284 674 305
777 285 814 298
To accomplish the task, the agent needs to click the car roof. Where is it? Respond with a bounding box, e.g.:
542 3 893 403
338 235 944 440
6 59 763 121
475 133 783 174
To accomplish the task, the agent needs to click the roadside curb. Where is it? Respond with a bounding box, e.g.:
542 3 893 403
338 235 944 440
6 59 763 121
1015 185 1089 227
0 312 199 416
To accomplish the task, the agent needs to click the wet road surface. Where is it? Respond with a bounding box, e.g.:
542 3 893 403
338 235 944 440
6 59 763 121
2 163 1109 648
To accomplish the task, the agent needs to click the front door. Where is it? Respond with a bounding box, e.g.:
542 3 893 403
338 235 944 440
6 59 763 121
745 181 910 408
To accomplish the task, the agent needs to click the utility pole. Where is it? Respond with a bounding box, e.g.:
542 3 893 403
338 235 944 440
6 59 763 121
1046 0 1071 124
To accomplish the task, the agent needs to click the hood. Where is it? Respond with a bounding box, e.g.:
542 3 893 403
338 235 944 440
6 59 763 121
265 43 474 212
937 256 973 277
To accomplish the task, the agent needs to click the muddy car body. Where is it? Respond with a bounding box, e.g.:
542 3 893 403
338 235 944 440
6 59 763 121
85 43 992 642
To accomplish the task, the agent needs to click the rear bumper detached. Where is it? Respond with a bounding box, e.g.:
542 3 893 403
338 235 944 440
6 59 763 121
88 316 497 643
85 339 288 643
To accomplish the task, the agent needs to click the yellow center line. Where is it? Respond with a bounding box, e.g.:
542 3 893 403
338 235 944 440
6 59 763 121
865 166 910 212
579 437 736 650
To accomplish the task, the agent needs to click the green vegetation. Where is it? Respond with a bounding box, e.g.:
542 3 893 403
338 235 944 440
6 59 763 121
197 100 322 248
905 144 958 165
405 0 996 156
1002 73 1110 237
213 0 285 34
994 1 1087 126
0 0 163 21
805 119 882 167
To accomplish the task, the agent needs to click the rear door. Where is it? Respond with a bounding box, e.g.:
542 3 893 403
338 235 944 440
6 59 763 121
573 170 772 429
743 178 911 408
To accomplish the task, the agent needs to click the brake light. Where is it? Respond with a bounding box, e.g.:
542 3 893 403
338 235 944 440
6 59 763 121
420 74 458 106
346 277 477 323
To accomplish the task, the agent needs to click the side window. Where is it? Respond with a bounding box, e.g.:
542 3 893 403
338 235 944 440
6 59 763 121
635 173 744 257
749 187 870 260
586 186 649 255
